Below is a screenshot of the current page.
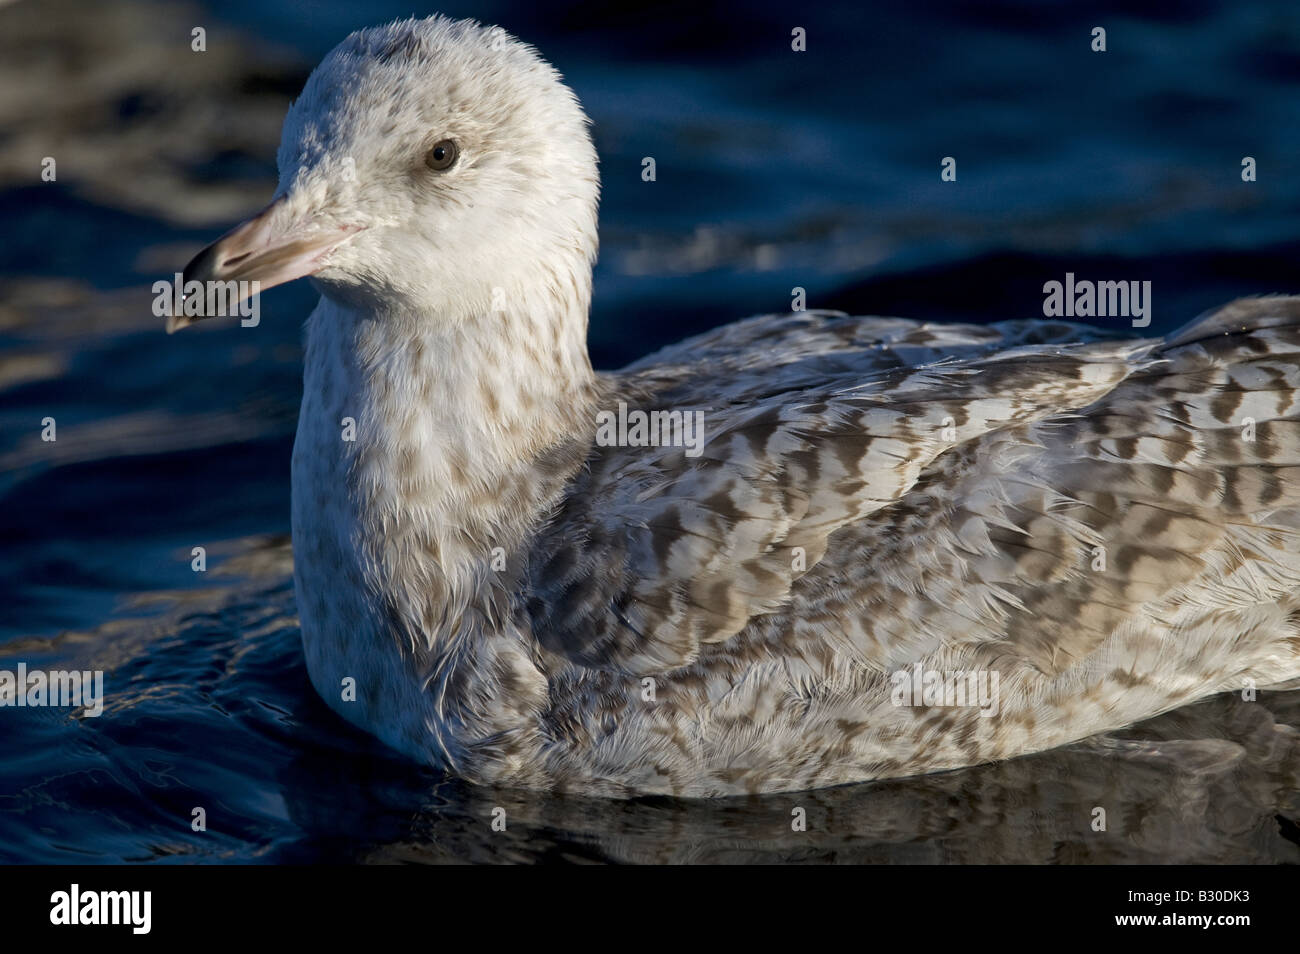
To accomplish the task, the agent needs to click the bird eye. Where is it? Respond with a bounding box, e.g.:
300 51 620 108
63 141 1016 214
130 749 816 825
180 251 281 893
425 139 458 171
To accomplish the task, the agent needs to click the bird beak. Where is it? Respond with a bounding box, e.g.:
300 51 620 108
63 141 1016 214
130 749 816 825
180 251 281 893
169 196 361 333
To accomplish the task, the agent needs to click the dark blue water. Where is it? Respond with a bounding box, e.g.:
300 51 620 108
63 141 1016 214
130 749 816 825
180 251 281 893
2 0 1299 863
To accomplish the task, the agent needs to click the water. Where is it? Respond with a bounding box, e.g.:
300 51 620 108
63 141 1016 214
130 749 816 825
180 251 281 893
2 0 1299 863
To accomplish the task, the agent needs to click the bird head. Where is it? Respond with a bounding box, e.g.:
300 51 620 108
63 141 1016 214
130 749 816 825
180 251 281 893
174 16 600 330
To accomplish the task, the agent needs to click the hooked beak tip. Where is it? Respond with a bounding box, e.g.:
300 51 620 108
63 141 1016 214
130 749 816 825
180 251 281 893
167 197 361 332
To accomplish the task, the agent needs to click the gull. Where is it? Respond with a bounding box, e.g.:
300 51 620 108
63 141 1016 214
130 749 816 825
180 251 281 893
177 15 1300 797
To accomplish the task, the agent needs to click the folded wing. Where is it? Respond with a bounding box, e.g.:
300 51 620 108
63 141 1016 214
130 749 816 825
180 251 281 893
528 310 1172 674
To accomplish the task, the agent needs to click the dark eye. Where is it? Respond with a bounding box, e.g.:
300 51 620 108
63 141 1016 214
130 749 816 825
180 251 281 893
425 139 458 171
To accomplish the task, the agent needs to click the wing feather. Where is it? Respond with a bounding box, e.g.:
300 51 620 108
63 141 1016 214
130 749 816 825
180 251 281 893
528 314 1159 674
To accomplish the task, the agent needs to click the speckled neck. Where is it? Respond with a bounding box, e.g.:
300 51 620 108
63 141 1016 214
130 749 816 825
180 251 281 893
294 279 597 647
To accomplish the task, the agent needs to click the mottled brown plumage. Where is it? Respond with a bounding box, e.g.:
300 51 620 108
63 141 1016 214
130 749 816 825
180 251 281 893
514 299 1300 795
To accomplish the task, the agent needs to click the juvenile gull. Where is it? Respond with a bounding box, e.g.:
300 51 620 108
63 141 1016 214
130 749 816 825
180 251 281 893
178 15 1300 797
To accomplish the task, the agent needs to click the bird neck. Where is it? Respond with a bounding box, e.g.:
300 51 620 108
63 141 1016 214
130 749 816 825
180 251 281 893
296 280 597 646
